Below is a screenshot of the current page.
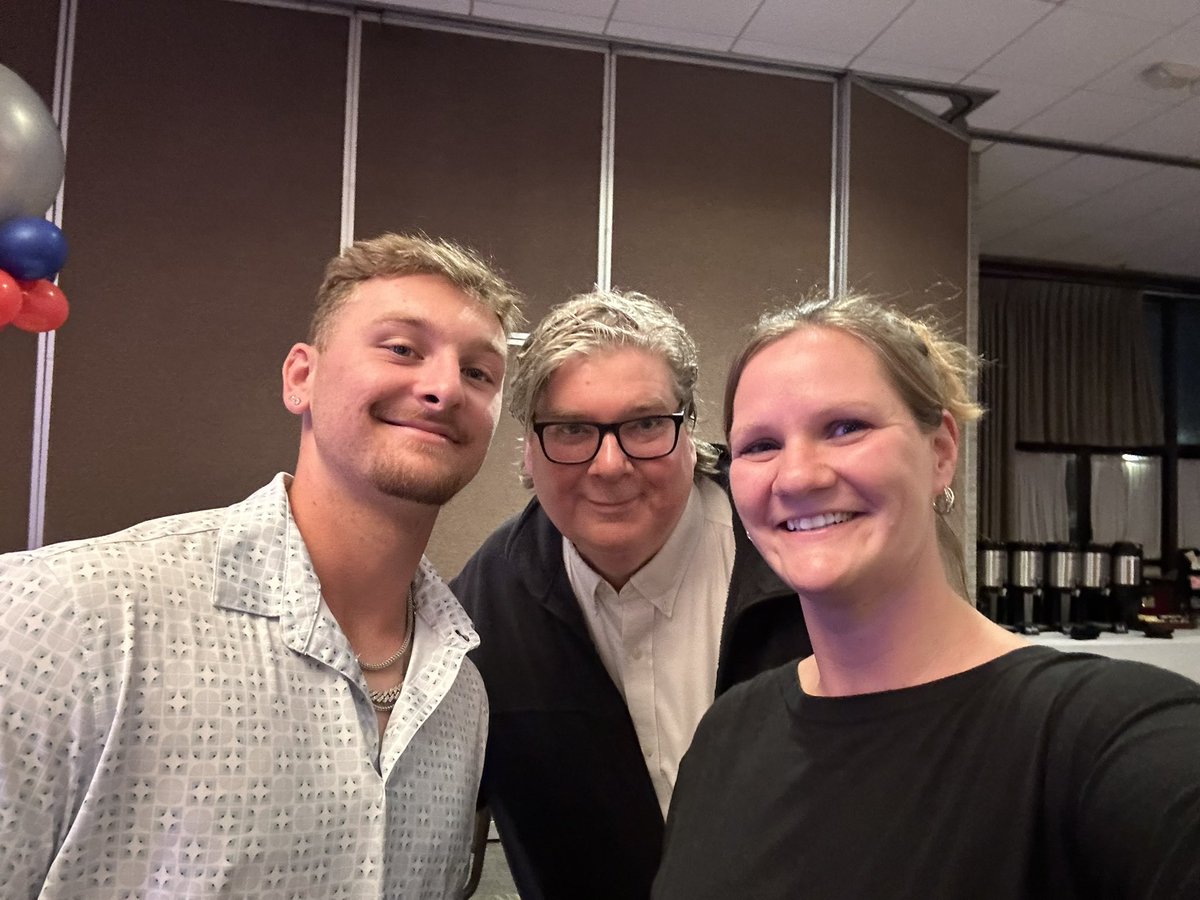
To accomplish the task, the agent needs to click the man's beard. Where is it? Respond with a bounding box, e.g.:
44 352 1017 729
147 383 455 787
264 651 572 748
369 443 479 507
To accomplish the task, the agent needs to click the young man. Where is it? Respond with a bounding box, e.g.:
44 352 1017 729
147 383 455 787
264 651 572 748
451 290 812 900
0 234 522 898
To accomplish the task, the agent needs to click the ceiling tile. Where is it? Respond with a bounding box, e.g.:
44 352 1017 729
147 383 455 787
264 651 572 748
976 183 1073 236
854 57 971 85
981 230 1059 259
377 0 470 12
471 0 613 14
742 0 911 58
1084 25 1200 102
962 74 1074 131
604 18 733 52
975 143 1075 202
977 6 1173 88
1110 94 1200 156
1061 166 1200 224
865 0 1052 72
1063 0 1200 28
611 0 760 36
1039 154 1165 195
728 38 852 70
1126 200 1200 248
472 1 607 33
1016 89 1174 143
993 207 1096 253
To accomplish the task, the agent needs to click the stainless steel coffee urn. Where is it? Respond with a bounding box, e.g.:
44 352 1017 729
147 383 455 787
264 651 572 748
977 540 1007 623
1005 541 1043 635
1042 543 1078 632
1076 543 1111 628
1109 541 1144 633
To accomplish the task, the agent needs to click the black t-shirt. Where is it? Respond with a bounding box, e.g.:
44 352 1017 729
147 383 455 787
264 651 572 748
654 646 1200 900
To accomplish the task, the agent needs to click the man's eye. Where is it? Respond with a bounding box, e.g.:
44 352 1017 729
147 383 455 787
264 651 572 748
388 344 414 358
546 423 595 442
629 416 667 434
463 367 494 384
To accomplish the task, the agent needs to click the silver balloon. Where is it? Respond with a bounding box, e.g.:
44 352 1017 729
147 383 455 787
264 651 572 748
0 64 66 222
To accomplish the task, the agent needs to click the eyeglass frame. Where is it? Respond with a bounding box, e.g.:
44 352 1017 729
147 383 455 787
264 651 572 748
530 409 689 465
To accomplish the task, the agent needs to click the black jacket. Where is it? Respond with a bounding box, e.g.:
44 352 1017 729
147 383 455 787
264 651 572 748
451 468 811 900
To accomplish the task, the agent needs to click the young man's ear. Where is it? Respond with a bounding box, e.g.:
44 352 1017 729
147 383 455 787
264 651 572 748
282 343 316 414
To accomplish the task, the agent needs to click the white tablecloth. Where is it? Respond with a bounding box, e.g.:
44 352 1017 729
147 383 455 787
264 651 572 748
1034 630 1200 684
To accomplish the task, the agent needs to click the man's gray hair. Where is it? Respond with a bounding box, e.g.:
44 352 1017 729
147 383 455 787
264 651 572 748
509 288 719 485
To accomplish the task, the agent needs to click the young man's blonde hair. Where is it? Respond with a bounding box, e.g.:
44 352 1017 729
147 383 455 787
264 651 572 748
308 233 524 346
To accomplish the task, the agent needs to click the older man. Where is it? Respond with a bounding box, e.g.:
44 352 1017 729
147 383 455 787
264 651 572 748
452 290 811 900
0 234 522 898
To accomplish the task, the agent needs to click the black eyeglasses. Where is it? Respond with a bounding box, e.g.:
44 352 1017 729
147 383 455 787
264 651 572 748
531 411 687 464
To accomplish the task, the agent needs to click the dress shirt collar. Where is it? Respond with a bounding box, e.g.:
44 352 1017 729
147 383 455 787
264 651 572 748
565 481 706 617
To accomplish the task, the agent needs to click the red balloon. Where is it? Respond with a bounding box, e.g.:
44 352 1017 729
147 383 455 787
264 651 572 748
0 269 21 328
13 279 69 333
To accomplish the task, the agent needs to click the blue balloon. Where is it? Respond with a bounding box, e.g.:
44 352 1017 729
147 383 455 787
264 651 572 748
0 216 68 281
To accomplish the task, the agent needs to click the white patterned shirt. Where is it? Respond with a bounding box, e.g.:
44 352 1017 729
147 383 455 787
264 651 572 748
0 474 486 899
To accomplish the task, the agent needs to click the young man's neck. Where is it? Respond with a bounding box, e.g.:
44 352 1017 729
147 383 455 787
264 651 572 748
287 465 439 631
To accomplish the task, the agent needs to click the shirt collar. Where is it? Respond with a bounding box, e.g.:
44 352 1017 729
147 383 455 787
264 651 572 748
212 474 478 658
565 481 706 617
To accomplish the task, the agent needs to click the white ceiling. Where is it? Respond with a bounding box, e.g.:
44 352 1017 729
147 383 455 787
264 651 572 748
359 0 1200 281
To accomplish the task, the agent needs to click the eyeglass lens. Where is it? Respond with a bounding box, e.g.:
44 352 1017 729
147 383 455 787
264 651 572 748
540 415 679 463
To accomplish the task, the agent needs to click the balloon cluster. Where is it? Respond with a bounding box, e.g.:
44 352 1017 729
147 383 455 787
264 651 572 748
0 64 69 333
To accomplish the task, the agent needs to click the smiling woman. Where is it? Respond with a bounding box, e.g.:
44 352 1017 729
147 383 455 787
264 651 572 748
652 294 1200 900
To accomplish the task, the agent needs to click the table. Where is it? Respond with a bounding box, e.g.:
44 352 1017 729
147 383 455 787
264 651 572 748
1033 629 1200 683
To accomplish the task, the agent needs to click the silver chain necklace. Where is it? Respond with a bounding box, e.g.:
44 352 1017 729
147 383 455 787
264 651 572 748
358 586 415 672
360 588 416 713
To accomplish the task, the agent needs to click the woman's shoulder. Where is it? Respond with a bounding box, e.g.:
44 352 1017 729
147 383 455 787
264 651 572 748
1001 644 1200 702
697 660 800 733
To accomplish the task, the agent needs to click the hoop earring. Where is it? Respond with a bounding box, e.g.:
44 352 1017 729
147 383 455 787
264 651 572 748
933 485 955 515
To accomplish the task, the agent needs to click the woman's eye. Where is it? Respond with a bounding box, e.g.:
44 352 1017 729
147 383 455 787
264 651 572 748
829 419 868 438
735 438 778 457
388 344 415 358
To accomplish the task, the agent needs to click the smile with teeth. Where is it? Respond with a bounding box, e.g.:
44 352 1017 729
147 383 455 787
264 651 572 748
783 511 856 532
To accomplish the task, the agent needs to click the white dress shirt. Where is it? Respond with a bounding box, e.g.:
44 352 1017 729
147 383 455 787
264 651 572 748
565 478 735 816
0 474 486 899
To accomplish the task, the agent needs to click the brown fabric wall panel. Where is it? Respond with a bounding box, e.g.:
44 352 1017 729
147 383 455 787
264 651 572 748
846 84 970 332
357 24 604 576
1 0 60 104
846 84 971 565
43 0 346 543
0 326 37 552
611 57 833 446
0 0 61 551
356 24 603 320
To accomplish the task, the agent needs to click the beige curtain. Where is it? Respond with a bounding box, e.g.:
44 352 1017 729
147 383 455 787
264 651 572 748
1180 460 1200 550
979 277 1164 541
